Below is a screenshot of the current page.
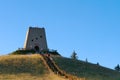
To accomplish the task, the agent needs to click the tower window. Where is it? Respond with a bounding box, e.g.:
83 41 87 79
31 39 33 41
36 37 38 40
40 35 42 38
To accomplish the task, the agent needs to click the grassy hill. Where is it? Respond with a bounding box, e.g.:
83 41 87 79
53 56 120 80
0 54 120 80
0 54 66 80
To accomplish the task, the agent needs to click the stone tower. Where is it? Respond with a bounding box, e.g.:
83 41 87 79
24 27 48 52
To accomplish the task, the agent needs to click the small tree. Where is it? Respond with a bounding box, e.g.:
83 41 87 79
71 51 78 60
85 58 88 63
96 62 100 66
115 64 120 72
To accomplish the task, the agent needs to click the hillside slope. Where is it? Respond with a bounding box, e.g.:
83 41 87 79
53 56 120 80
0 54 66 80
0 54 120 80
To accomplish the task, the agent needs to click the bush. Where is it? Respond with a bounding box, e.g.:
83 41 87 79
10 49 61 56
40 49 61 56
10 49 36 55
49 50 61 56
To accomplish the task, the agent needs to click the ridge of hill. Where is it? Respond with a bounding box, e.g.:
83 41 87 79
53 56 120 80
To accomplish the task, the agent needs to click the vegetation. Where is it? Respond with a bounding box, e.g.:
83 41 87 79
0 54 66 80
115 64 120 72
0 73 66 80
40 49 61 56
53 57 120 80
10 49 61 56
71 51 78 60
10 49 35 55
0 53 120 80
0 54 46 74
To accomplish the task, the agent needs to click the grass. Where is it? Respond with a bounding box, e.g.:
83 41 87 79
0 54 46 74
0 73 67 80
53 57 120 80
0 54 119 80
0 54 67 80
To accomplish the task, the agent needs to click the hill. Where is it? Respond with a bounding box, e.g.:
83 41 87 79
0 54 120 80
53 56 120 80
0 54 66 80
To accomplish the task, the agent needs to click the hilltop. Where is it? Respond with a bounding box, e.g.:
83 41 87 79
0 54 120 80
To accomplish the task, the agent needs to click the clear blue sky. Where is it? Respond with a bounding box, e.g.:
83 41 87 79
0 0 120 69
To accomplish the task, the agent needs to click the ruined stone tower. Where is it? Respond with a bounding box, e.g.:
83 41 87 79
24 27 48 52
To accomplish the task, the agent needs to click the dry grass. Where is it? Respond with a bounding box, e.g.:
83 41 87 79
0 73 67 80
0 54 67 80
2 54 118 80
0 54 46 74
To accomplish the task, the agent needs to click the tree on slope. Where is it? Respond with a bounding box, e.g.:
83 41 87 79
115 64 120 72
71 51 78 60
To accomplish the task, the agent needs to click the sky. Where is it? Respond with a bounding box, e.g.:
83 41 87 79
0 0 120 69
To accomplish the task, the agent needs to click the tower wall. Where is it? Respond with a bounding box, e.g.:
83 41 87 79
24 27 48 51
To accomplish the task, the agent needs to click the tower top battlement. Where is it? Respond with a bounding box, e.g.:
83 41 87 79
29 27 44 29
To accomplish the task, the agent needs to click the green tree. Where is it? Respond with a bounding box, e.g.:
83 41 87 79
96 62 100 66
71 51 78 60
115 64 120 72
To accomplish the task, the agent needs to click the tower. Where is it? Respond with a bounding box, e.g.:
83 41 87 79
24 27 48 52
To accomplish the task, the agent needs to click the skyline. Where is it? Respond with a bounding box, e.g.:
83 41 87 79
0 0 120 69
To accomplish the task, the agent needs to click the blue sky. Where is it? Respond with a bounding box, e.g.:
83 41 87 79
0 0 120 69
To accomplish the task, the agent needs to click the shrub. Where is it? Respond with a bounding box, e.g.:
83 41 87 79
10 49 36 55
40 49 61 56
